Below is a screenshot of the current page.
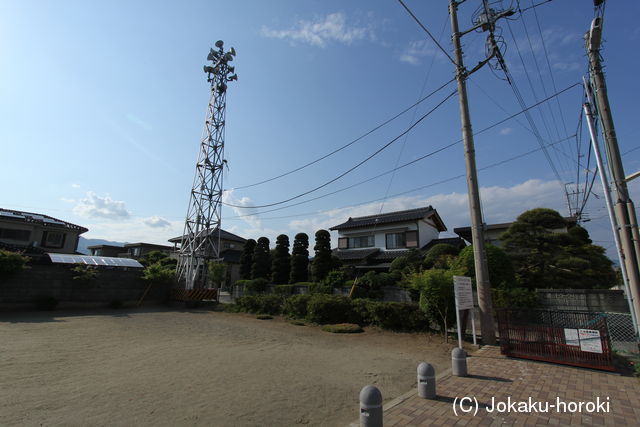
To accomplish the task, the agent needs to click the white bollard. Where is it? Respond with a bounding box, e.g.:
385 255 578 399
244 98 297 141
359 385 383 427
417 362 436 399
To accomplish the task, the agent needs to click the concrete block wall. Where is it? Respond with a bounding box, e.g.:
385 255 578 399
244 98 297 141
0 264 170 309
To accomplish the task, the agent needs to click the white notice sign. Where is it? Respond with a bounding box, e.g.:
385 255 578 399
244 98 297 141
564 328 580 347
453 276 474 310
578 329 603 354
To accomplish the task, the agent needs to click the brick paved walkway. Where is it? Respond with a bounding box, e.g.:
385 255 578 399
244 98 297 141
379 346 640 426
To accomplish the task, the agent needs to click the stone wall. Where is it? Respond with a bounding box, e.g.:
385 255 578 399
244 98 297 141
0 264 170 310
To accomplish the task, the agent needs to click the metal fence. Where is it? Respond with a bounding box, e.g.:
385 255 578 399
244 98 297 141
603 312 637 354
497 309 615 371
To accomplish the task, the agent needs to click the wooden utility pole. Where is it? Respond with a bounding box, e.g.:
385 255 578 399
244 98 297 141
449 0 496 345
586 17 640 335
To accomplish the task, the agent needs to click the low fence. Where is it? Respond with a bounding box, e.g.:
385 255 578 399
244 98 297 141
497 309 615 371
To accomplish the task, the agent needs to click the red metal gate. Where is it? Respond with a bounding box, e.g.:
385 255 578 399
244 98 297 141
497 309 614 371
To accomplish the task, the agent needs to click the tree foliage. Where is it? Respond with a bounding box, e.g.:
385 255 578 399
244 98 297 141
271 234 291 284
251 237 271 280
410 269 456 340
500 208 615 289
208 261 227 288
452 244 516 289
312 229 332 281
0 249 28 276
239 239 256 280
290 233 309 283
390 249 424 274
423 244 460 270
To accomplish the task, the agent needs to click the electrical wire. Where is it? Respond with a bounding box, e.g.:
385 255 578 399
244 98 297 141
226 83 580 219
227 134 573 222
227 78 455 191
396 0 457 66
223 89 458 209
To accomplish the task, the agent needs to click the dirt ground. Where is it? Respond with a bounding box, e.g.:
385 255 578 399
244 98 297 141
0 308 458 426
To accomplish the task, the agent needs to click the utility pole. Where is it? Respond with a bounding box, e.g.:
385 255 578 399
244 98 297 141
449 0 501 345
586 17 640 334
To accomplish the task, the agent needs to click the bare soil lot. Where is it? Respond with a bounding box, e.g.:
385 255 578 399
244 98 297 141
0 308 456 426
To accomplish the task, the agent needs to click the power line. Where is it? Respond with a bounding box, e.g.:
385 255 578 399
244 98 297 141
396 0 457 65
226 84 580 219
227 77 455 190
224 89 458 209
228 134 572 222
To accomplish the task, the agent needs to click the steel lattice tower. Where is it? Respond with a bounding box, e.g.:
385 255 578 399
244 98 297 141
177 40 237 289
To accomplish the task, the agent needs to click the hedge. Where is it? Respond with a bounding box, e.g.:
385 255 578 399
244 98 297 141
230 294 430 332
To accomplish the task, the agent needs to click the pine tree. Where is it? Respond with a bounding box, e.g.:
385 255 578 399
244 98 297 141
289 233 309 283
271 234 291 284
312 229 332 281
251 237 271 280
239 239 256 280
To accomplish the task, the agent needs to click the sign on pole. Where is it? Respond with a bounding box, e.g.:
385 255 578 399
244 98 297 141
453 276 476 348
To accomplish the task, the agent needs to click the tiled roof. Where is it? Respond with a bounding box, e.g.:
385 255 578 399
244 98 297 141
329 206 446 231
168 228 247 244
333 248 379 261
0 208 88 233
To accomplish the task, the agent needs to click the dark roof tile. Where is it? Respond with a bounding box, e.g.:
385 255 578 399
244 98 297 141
329 206 446 231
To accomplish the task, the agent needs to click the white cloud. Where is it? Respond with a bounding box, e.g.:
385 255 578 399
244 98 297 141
223 189 262 229
499 127 513 136
399 40 438 65
143 216 171 228
261 12 375 48
73 192 130 220
71 183 81 188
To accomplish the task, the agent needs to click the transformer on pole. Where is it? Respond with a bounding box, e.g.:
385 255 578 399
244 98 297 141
177 40 237 290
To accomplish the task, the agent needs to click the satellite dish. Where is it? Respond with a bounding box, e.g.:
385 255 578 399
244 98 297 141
215 40 224 48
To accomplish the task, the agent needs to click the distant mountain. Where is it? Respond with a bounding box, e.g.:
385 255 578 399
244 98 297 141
77 237 127 255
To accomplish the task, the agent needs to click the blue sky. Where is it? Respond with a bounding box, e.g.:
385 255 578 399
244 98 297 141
2 0 640 259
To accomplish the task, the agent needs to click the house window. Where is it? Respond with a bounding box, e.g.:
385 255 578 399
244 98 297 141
338 237 348 249
348 235 374 248
42 231 65 248
0 228 31 241
405 230 418 248
386 232 406 249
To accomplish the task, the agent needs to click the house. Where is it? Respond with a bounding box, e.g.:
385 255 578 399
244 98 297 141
87 244 125 257
329 206 454 270
0 208 88 254
169 228 247 285
454 216 578 247
120 243 173 259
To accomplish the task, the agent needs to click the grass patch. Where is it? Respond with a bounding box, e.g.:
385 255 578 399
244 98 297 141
256 314 273 320
321 323 363 334
289 320 306 326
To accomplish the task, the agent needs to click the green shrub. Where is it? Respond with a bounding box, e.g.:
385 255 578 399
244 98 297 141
321 270 346 288
236 278 268 295
369 301 428 331
234 294 282 314
306 294 358 324
321 323 363 333
309 282 333 294
142 263 175 287
256 314 273 320
72 265 98 283
274 284 294 295
493 288 539 309
282 294 312 319
350 298 376 325
0 249 28 275
33 295 58 311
